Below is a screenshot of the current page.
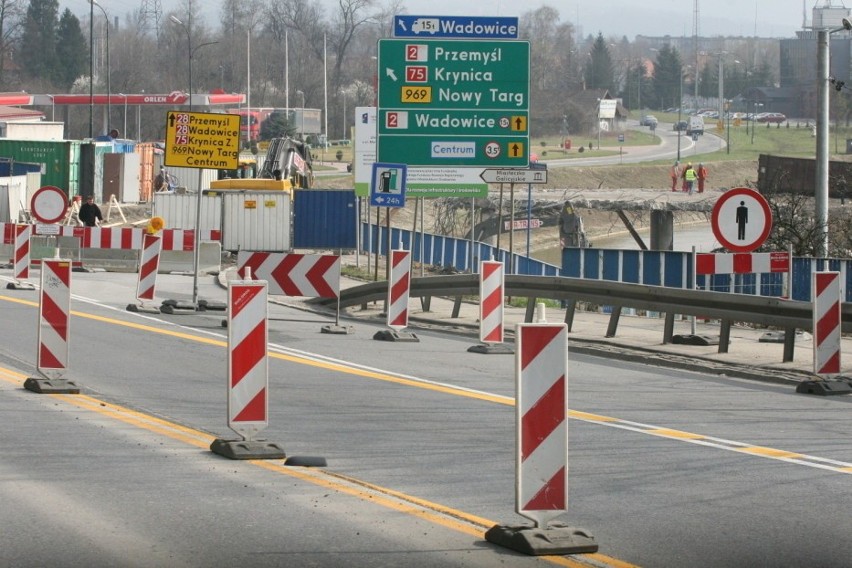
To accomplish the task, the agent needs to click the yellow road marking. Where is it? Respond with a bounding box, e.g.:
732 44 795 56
569 410 619 422
0 364 623 568
737 446 803 459
647 428 706 440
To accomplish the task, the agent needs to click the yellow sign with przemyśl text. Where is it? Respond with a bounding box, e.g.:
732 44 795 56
165 111 240 170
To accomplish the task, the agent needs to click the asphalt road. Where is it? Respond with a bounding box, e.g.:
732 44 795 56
547 120 725 167
3 269 852 567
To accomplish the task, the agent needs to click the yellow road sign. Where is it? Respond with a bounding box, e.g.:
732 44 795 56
164 111 240 170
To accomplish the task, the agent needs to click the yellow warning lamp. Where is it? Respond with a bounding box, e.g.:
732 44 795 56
147 216 165 234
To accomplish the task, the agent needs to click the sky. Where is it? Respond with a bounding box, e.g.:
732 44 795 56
60 0 820 39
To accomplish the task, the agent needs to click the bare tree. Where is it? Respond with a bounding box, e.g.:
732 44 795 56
0 0 25 88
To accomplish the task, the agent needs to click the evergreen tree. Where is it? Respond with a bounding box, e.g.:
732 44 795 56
55 8 86 90
698 62 716 99
18 0 59 87
651 44 682 110
621 60 649 111
584 33 614 91
260 111 296 140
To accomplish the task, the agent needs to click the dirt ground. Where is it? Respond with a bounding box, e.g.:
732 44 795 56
543 160 758 191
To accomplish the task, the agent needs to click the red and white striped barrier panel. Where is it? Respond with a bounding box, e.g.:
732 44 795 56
0 222 220 251
387 249 411 330
37 259 72 377
13 224 31 281
813 271 841 376
1 222 14 245
516 323 568 526
696 251 789 275
237 251 340 298
227 279 269 440
480 261 505 344
136 234 162 302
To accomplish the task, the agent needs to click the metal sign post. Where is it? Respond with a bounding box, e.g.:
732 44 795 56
162 110 239 312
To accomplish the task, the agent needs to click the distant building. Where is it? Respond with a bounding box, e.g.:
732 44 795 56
779 1 852 118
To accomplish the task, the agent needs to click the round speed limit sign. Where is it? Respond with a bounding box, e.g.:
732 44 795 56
484 141 501 159
31 186 68 225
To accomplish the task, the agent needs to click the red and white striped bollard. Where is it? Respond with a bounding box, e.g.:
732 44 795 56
484 322 596 555
813 271 841 376
387 249 411 330
480 260 505 344
127 233 162 313
24 258 79 394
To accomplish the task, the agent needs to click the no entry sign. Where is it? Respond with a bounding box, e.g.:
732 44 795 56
711 187 772 253
31 186 68 225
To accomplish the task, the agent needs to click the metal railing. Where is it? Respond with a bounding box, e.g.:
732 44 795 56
314 274 852 363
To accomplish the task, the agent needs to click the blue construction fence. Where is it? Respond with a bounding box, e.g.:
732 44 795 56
360 223 561 277
360 223 852 302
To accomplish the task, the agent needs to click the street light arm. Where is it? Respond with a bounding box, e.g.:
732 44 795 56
91 0 110 134
191 40 219 59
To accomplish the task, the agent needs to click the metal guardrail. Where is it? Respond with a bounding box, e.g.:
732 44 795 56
314 274 852 362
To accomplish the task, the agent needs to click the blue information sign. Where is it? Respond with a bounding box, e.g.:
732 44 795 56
393 15 519 39
370 163 408 208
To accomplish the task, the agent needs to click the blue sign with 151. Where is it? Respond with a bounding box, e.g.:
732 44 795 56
393 15 519 39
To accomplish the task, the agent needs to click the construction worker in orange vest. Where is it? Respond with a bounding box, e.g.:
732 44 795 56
697 163 708 193
670 161 681 192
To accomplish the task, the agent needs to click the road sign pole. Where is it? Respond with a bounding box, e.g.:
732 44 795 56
162 110 240 314
192 168 203 304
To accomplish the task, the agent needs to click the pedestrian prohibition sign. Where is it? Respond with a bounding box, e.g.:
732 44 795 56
711 187 772 253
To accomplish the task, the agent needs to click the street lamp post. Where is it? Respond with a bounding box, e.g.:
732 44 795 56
88 0 93 139
750 100 762 144
170 16 191 110
296 90 305 139
91 0 109 135
596 98 602 150
170 16 219 113
339 88 349 140
815 18 852 257
169 13 219 308
725 100 731 154
119 93 127 137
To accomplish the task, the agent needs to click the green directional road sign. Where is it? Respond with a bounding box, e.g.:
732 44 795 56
377 39 529 168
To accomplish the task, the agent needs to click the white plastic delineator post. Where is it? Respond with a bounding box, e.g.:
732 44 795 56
24 259 79 394
127 233 162 313
485 323 597 556
210 276 286 460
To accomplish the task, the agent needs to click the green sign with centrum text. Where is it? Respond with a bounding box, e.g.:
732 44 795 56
377 38 529 168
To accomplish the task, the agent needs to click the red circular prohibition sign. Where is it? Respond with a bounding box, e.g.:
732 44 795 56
30 185 68 225
711 187 772 253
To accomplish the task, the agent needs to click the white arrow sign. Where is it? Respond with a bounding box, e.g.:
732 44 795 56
480 168 548 184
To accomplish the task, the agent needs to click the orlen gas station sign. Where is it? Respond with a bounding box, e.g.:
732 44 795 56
377 39 530 168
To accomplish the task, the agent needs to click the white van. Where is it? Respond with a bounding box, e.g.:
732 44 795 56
686 115 704 136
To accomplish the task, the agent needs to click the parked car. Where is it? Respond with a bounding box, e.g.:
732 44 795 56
756 112 787 123
640 115 658 127
673 120 688 131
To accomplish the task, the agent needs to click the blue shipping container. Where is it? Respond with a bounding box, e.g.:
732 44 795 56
293 190 358 249
0 159 42 176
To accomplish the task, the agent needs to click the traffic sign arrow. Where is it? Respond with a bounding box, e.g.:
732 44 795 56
480 168 548 184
